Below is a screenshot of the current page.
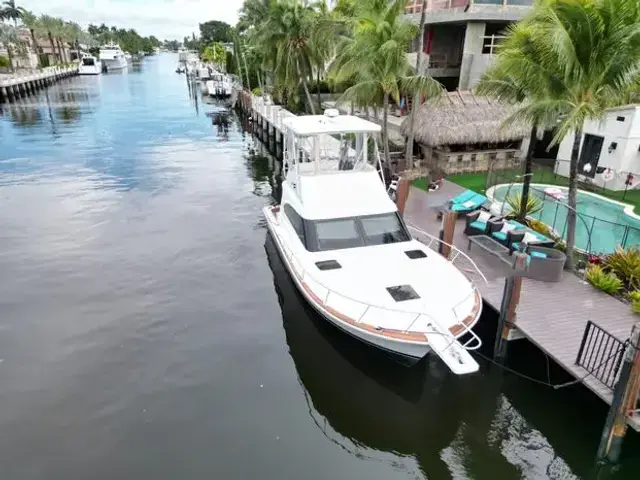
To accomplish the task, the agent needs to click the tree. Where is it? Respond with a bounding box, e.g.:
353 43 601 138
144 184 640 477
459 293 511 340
20 10 41 67
39 15 61 64
0 24 18 71
332 0 442 163
65 21 82 61
477 0 640 269
1 0 25 27
201 42 226 68
256 0 318 113
199 20 233 44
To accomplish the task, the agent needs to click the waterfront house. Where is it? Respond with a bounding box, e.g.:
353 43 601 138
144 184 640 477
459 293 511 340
402 0 533 91
555 105 640 191
399 90 529 174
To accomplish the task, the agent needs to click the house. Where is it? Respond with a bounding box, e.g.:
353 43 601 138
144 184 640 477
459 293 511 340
399 90 529 174
556 105 640 191
402 0 533 91
17 28 73 66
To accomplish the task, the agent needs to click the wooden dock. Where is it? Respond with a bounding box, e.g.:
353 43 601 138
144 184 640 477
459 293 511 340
404 180 640 431
0 66 78 102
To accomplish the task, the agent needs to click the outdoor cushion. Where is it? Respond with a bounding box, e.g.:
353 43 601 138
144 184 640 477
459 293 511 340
523 232 540 244
508 220 527 230
462 200 476 208
469 220 486 231
477 211 491 223
452 190 476 204
492 231 507 241
512 242 523 251
500 223 516 234
530 251 548 259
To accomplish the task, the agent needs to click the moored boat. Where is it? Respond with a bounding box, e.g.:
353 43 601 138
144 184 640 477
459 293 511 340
262 110 485 373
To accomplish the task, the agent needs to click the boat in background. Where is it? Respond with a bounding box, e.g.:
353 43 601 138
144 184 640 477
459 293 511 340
262 110 485 373
99 43 127 72
206 72 232 99
78 55 101 75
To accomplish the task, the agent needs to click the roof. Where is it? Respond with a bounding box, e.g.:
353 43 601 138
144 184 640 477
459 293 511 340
282 113 381 136
296 170 396 220
400 91 530 147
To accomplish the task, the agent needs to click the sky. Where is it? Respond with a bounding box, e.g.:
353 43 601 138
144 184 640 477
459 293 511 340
27 0 245 40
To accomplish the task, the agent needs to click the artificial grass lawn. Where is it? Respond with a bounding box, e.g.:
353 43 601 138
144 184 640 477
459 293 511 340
413 169 640 214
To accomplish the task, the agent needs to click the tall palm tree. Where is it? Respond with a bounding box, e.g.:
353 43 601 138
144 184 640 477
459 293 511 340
54 18 68 63
404 0 428 170
332 0 442 163
477 0 640 268
38 15 60 64
1 0 25 27
0 24 18 72
19 10 41 66
257 0 318 113
64 21 82 61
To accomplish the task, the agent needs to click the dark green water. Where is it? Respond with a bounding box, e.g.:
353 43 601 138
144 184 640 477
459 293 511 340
0 53 638 479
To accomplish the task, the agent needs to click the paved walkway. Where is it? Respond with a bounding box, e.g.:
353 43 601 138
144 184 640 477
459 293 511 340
404 180 640 430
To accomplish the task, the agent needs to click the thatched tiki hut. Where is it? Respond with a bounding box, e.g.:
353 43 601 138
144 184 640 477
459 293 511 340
400 91 530 175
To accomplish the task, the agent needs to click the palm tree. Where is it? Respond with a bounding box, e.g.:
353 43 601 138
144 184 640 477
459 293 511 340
20 10 41 66
476 0 640 269
257 0 318 113
1 0 25 27
54 18 68 63
39 15 60 64
404 0 428 170
332 0 442 163
65 21 82 62
0 24 17 71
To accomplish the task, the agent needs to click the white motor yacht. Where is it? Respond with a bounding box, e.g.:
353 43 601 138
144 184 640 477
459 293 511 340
263 110 485 374
99 43 127 72
78 55 101 75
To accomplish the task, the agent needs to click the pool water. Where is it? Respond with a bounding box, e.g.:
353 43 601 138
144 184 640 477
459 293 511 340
490 184 640 254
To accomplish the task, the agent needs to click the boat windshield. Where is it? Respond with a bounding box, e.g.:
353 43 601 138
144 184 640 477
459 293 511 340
82 57 95 66
308 213 410 252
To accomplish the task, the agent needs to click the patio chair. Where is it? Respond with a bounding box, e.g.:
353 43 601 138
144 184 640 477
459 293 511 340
464 210 495 236
488 219 526 247
509 229 556 254
524 245 566 282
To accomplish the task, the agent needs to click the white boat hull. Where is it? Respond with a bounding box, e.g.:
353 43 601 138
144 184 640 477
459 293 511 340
78 66 101 75
101 58 127 71
264 207 431 360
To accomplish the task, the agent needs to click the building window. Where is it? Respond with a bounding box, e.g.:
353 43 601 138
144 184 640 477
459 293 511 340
405 0 423 14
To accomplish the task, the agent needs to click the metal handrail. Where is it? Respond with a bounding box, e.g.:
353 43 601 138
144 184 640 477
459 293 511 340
268 213 483 350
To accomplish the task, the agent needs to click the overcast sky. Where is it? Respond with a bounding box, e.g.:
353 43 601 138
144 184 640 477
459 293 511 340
26 0 245 40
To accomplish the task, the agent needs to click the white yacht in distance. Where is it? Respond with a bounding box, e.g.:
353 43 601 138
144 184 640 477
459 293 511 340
263 110 485 374
206 72 232 98
99 43 127 71
78 54 101 75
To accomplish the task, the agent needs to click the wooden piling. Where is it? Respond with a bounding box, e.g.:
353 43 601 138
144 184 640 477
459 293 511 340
494 251 529 362
438 209 456 258
395 177 410 215
597 323 640 463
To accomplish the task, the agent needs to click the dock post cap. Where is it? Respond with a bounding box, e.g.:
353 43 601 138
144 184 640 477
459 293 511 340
324 108 340 118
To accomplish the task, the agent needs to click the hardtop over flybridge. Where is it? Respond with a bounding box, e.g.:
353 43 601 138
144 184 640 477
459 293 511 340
262 109 486 374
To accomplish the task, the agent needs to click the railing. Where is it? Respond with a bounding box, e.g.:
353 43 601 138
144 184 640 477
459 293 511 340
268 214 483 350
0 65 78 87
404 0 532 13
576 321 627 390
481 34 506 55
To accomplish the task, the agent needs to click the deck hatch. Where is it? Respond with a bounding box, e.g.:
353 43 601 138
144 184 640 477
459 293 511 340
404 249 427 259
386 285 420 302
315 260 342 271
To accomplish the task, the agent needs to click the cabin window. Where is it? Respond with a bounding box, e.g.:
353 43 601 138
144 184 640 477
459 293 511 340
284 204 306 245
360 214 411 245
308 213 411 252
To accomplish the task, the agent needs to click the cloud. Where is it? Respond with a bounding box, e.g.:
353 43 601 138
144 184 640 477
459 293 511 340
27 0 244 40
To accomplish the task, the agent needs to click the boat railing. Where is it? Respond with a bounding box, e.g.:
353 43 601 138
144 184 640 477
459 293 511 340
269 218 482 352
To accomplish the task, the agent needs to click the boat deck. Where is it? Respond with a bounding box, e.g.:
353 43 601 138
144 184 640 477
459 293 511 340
404 180 640 431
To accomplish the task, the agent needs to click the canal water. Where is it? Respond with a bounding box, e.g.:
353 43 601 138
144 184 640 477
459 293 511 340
0 54 638 479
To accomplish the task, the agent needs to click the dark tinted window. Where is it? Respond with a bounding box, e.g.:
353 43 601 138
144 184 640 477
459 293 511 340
284 204 305 244
315 218 364 251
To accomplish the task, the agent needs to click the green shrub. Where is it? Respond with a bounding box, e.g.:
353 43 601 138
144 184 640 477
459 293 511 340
505 193 542 219
0 56 9 68
252 87 262 96
586 265 624 295
604 247 640 290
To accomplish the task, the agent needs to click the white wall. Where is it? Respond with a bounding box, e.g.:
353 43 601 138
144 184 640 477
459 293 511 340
556 106 640 191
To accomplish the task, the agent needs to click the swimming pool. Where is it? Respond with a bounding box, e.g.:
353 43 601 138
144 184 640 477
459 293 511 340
487 183 640 254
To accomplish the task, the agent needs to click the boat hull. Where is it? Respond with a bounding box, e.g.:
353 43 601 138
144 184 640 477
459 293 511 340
264 207 431 361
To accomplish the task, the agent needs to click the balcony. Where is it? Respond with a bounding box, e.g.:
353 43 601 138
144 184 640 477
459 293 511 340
404 0 533 24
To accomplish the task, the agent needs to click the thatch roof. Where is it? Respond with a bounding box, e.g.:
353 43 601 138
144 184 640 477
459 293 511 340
400 91 530 147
